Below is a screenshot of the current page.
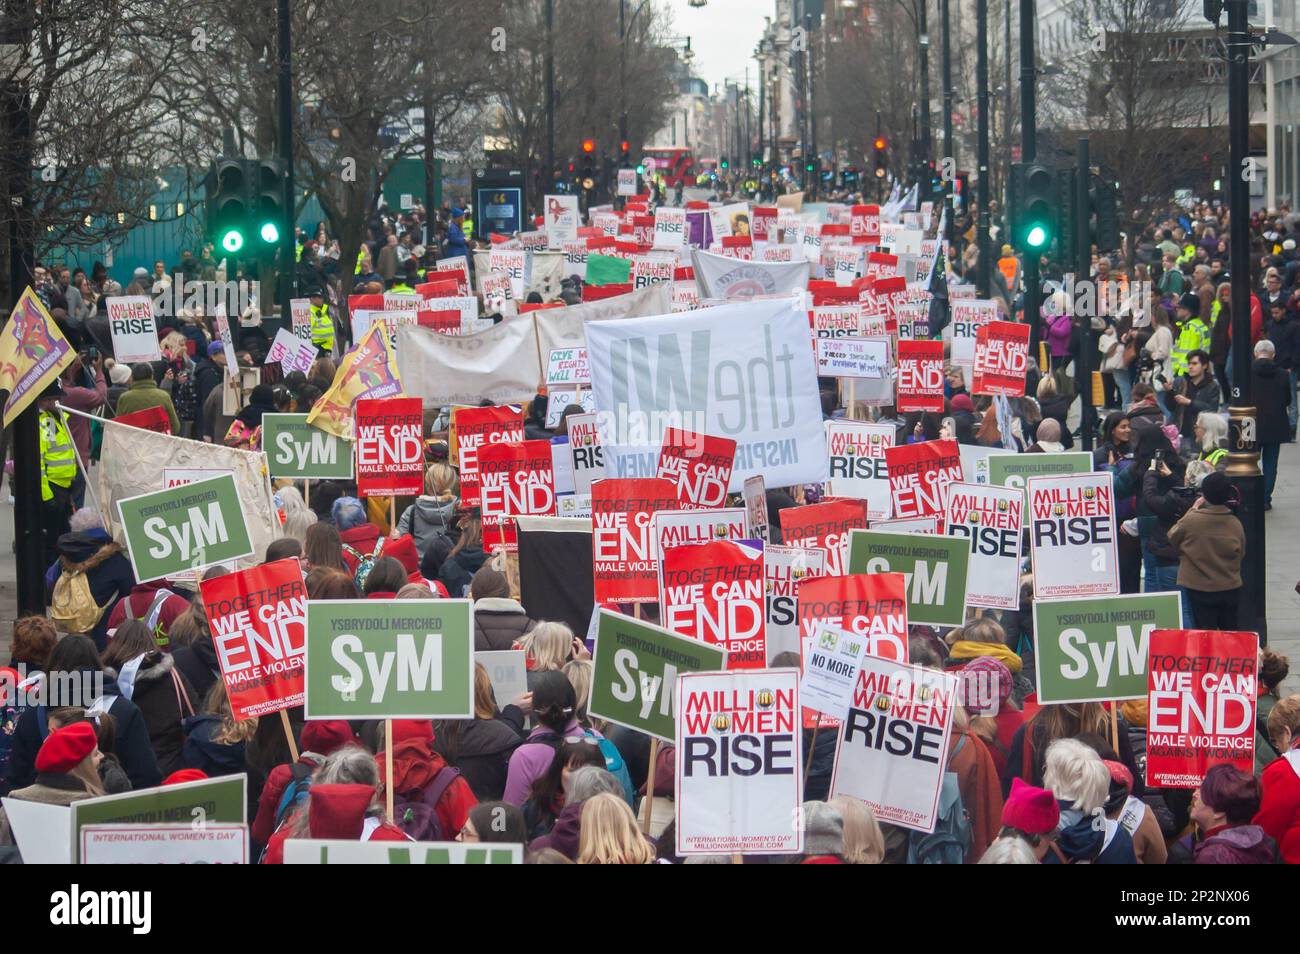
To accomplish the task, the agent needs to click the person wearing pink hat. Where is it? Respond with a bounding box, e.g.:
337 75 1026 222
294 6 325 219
0 721 102 847
982 776 1061 863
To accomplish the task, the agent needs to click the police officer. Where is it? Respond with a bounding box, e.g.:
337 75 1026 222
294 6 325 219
307 287 335 355
38 380 76 564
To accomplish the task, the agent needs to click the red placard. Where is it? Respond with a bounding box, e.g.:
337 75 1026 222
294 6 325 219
751 206 777 242
452 405 524 506
796 572 909 727
591 477 679 603
883 439 963 529
659 539 765 669
583 282 633 301
199 558 306 721
415 277 461 299
478 439 556 551
113 404 172 435
355 396 423 497
850 204 881 242
972 320 1032 396
655 427 736 510
778 499 870 577
417 308 461 332
1146 629 1259 789
896 340 945 412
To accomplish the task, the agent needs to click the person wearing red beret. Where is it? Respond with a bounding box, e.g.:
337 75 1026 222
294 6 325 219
0 722 102 847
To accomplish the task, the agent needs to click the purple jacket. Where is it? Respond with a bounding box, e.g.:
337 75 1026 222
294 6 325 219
1193 825 1276 864
1043 313 1073 357
502 719 605 806
527 799 583 859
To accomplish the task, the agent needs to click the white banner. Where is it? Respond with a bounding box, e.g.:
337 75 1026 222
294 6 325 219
824 421 894 520
1028 471 1120 599
690 247 810 300
764 545 827 662
585 297 827 490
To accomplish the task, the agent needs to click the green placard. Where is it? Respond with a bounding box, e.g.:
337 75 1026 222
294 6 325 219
586 252 632 287
284 839 521 864
589 609 726 742
987 452 1093 520
846 529 970 627
70 774 247 863
305 599 473 719
263 413 354 479
1033 592 1183 703
115 473 255 581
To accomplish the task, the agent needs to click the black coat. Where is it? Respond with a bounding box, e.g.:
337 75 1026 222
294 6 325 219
433 714 525 801
1142 469 1197 564
472 599 537 652
438 545 487 598
181 714 246 777
106 653 198 776
193 358 224 420
47 532 136 650
1267 314 1300 371
1036 395 1075 450
172 637 220 702
1252 357 1294 444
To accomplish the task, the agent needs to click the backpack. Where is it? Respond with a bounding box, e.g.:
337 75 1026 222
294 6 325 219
125 589 173 648
257 761 317 863
342 537 385 591
906 738 973 865
392 765 462 841
536 728 635 806
49 544 122 635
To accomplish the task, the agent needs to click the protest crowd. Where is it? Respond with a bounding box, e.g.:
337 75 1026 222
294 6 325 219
2 177 1300 868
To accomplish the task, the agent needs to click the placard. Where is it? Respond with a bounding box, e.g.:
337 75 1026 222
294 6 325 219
451 404 525 506
660 539 765 668
475 649 528 711
988 451 1092 522
262 413 354 480
972 320 1031 396
115 474 254 581
778 498 870 577
478 439 556 551
743 474 769 544
285 839 521 864
796 572 909 662
107 295 161 363
70 775 246 863
764 545 827 662
546 347 590 387
591 477 680 603
824 421 894 520
567 412 605 495
354 396 424 498
800 622 870 722
81 824 248 864
656 427 736 509
883 439 963 529
896 339 945 413
943 482 1023 611
950 298 999 365
846 529 969 628
1027 471 1119 599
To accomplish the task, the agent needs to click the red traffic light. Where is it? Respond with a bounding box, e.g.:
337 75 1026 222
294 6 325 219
620 140 630 153
582 139 596 154
873 137 887 151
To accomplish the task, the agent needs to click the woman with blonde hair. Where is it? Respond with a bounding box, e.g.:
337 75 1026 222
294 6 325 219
0 720 104 845
397 461 459 559
277 485 317 542
1042 738 1137 863
182 681 258 776
563 658 593 726
1255 694 1300 863
828 795 885 864
576 792 654 864
525 621 587 691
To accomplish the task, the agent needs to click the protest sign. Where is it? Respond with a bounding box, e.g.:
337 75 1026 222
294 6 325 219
80 825 248 864
290 297 312 339
200 558 306 720
959 443 1016 485
545 194 580 248
812 304 860 339
487 249 528 299
354 396 423 498
544 388 593 429
654 207 687 249
950 298 999 365
675 669 802 855
1033 592 1184 704
944 482 1023 610
475 650 527 711
632 256 676 289
591 477 680 603
451 404 525 506
972 320 1032 396
779 498 870 577
830 656 958 833
743 474 769 543
113 404 172 435
589 608 726 742
660 540 765 668
884 439 963 528
763 545 827 662
262 413 353 480
567 412 605 495
116 473 254 581
617 169 637 196
796 572 909 661
307 323 403 439
824 421 894 519
652 507 750 585
815 338 891 406
801 622 870 722
1028 471 1119 599
481 274 516 316
896 339 945 413
214 307 239 377
1 799 70 863
70 775 246 863
546 347 590 387
106 296 161 363
1 291 74 426
656 427 736 509
870 515 940 533
1146 629 1258 788
285 840 522 864
304 599 473 719
988 451 1092 521
478 439 556 551
846 529 970 628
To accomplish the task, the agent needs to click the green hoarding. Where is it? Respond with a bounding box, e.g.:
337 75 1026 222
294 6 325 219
263 413 354 480
846 529 970 627
115 473 255 581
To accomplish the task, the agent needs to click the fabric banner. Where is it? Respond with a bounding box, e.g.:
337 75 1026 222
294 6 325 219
1 288 75 426
656 428 735 509
1146 629 1258 788
304 599 474 719
478 439 556 551
586 297 827 490
306 323 403 440
1028 471 1119 599
517 516 594 637
397 285 669 407
883 439 963 529
764 545 827 662
589 608 726 742
778 499 870 577
972 320 1031 397
473 249 566 301
943 482 1023 611
591 477 680 603
1033 592 1184 704
354 397 423 498
200 558 307 720
660 540 765 668
896 340 945 413
451 405 525 507
829 656 958 833
846 529 970 628
690 247 810 300
675 669 802 855
824 421 894 519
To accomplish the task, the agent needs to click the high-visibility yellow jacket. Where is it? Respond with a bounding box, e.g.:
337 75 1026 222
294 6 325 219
311 302 335 354
1172 317 1211 375
40 409 76 501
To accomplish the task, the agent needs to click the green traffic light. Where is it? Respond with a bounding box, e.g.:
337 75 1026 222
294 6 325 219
260 221 280 244
636 164 645 175
220 229 245 253
1026 225 1048 248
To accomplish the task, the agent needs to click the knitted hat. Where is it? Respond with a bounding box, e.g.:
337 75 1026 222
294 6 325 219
301 720 358 756
1001 777 1060 834
207 340 224 358
163 768 209 786
109 363 132 386
1201 471 1233 506
950 393 975 414
960 656 1013 715
391 719 434 744
34 722 97 774
801 801 845 856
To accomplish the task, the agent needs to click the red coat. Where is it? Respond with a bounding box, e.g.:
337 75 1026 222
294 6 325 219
339 523 421 578
1254 752 1300 864
106 583 190 648
379 738 478 838
252 756 322 846
261 783 408 864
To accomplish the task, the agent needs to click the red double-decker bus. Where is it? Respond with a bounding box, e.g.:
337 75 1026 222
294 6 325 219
641 148 695 188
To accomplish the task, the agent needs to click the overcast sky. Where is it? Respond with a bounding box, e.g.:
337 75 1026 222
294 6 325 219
664 0 767 95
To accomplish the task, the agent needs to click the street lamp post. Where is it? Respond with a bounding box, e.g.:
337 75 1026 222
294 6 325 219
976 0 991 296
1020 0 1040 360
942 0 955 254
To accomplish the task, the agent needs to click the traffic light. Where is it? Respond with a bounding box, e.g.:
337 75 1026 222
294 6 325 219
206 157 249 255
873 136 887 179
752 156 762 167
252 159 285 255
720 156 729 170
1009 161 1057 253
1091 175 1121 251
1055 167 1077 264
581 138 596 154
